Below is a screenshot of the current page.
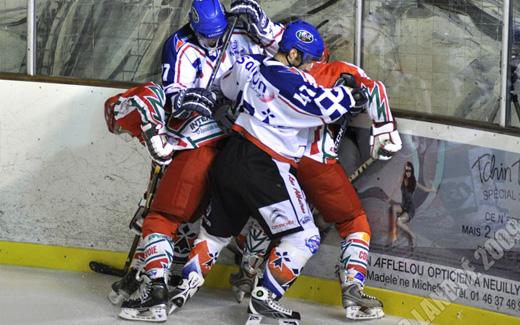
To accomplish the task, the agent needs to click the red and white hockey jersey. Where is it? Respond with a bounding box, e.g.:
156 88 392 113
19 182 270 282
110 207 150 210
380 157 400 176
304 60 395 164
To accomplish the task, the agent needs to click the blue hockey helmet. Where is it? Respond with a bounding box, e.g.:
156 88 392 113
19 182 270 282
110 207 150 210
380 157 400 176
279 20 325 64
189 0 228 39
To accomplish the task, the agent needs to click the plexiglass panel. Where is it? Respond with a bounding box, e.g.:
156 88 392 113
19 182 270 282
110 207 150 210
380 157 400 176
1 0 519 127
362 0 504 124
34 0 191 82
0 0 27 73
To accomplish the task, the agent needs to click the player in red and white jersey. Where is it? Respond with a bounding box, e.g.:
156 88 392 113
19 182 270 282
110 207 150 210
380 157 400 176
167 20 368 325
229 58 402 320
104 1 286 323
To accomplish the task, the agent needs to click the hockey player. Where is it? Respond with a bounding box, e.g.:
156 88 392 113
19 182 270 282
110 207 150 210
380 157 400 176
229 57 402 320
167 20 369 325
109 0 286 322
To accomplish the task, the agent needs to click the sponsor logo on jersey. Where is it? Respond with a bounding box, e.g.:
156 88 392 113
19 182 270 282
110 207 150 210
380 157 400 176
288 175 306 214
270 208 290 224
296 30 314 43
269 209 296 231
299 214 311 225
305 235 321 254
189 116 217 133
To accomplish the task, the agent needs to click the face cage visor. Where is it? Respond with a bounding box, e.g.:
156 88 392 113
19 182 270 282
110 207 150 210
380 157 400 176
196 32 225 51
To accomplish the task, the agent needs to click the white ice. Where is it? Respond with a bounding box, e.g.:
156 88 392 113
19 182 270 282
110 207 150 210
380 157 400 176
0 265 408 325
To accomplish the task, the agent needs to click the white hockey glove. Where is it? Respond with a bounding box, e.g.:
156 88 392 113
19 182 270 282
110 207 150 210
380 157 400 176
370 121 402 160
173 87 216 118
230 0 270 39
142 125 174 165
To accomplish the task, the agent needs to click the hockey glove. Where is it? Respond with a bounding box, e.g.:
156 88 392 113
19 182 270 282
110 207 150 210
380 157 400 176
370 121 402 160
173 88 216 118
142 125 174 165
334 73 358 89
230 0 270 39
349 87 369 116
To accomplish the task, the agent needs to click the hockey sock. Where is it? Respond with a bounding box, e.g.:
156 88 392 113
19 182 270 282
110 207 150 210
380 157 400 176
181 226 231 279
143 233 174 280
339 232 370 286
171 223 198 262
129 236 145 271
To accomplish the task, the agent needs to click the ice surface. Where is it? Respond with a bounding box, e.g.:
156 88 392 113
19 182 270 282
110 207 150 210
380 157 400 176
0 265 408 325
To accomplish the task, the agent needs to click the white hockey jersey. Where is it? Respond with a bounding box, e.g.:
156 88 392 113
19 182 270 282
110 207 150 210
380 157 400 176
161 22 284 150
220 54 358 165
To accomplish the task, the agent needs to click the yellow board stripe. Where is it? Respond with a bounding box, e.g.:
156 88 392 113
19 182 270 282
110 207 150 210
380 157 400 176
0 241 517 324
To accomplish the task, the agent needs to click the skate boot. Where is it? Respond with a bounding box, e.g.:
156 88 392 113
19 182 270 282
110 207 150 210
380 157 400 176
246 286 301 325
341 283 384 320
230 268 257 303
108 268 141 305
168 271 204 314
118 276 168 322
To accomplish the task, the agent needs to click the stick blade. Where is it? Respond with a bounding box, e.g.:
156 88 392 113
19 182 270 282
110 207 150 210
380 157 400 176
89 261 125 277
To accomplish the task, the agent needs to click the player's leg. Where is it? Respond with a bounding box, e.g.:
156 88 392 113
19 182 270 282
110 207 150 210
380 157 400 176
108 236 145 304
119 145 218 322
169 137 251 313
229 218 271 303
242 154 320 325
297 157 384 320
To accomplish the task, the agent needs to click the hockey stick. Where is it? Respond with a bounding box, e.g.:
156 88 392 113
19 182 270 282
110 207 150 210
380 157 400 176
207 15 239 88
89 163 163 277
349 156 376 183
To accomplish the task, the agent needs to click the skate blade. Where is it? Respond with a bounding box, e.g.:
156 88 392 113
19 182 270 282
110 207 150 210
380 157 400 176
232 286 246 303
345 306 385 320
245 314 299 325
119 305 167 322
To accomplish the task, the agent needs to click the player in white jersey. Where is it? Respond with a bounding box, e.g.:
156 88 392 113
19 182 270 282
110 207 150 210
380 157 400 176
115 0 285 322
230 57 403 320
167 20 368 325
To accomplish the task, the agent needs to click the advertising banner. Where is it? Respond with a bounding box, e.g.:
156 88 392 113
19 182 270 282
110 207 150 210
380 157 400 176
340 129 520 317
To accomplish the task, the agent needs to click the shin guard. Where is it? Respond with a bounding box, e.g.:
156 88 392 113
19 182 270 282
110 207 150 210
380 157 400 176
261 230 320 298
182 226 231 279
143 233 174 280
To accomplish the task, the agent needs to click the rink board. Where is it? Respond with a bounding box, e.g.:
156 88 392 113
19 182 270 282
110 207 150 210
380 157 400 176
1 79 520 324
0 240 518 325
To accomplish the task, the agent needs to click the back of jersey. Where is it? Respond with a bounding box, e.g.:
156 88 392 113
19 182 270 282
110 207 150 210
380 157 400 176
221 54 354 161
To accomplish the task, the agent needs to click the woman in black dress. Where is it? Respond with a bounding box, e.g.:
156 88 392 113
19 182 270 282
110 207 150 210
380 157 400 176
389 161 435 249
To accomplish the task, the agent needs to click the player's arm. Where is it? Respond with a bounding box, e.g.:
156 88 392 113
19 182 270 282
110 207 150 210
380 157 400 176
229 0 284 55
336 62 402 160
106 83 174 165
281 73 367 125
161 35 199 119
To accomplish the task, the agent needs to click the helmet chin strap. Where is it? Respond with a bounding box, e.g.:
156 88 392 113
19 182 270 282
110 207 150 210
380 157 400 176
285 52 303 68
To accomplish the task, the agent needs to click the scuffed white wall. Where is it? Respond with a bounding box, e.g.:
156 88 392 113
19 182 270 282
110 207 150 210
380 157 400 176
0 80 149 250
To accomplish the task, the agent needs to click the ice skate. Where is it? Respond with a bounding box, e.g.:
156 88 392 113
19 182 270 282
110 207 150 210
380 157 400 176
108 268 142 305
229 268 257 303
118 275 168 322
341 283 384 320
246 286 301 325
168 271 204 314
